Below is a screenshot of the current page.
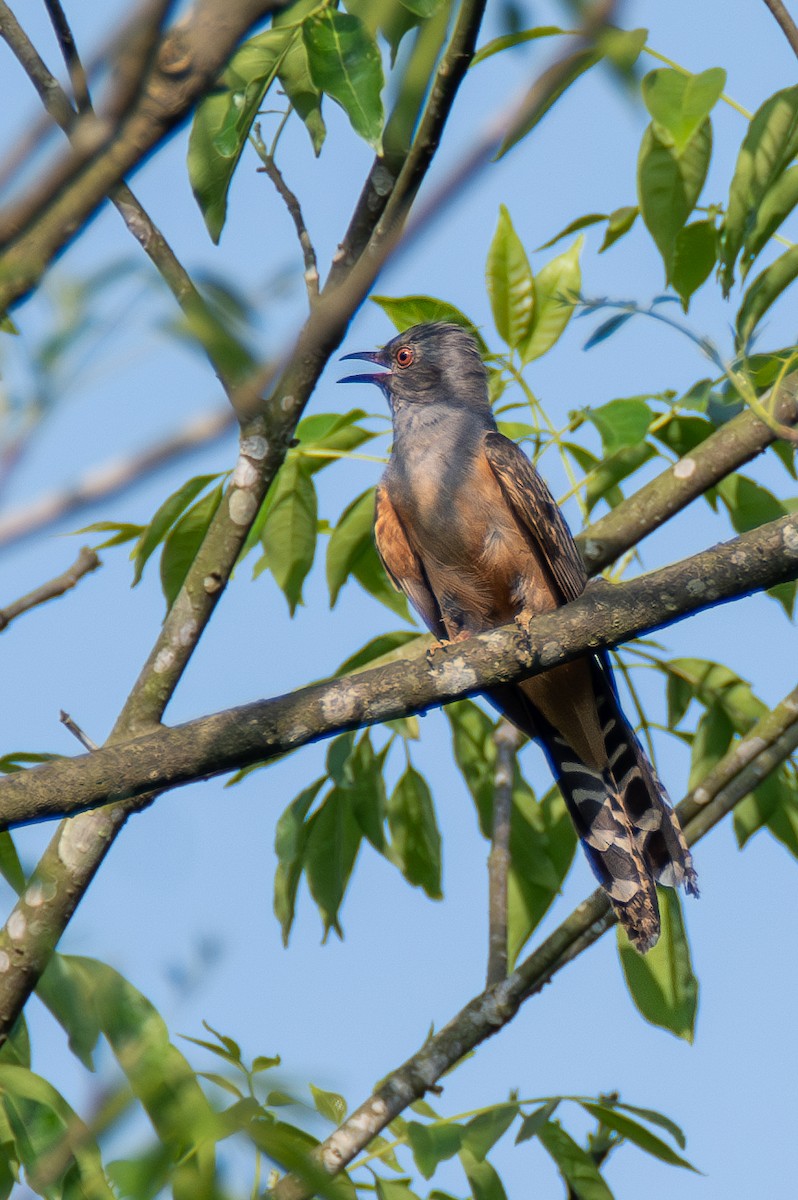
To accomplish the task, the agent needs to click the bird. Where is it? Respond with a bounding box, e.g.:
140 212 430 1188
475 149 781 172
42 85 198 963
340 321 697 952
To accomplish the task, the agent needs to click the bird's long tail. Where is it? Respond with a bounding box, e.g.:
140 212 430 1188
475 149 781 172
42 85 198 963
491 656 698 953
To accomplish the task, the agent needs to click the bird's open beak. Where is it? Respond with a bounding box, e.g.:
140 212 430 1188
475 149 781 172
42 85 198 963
338 349 391 390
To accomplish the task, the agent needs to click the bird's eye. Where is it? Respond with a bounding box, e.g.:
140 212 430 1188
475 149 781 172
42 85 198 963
395 346 414 368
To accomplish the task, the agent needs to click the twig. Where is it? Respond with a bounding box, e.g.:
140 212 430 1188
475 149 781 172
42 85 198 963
762 0 798 58
1 512 796 830
255 141 320 303
43 0 91 112
266 676 798 1200
0 546 100 632
0 0 288 311
0 406 235 550
487 719 520 986
0 9 253 398
59 712 98 753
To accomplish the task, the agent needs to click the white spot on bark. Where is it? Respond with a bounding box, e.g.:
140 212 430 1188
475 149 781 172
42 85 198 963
332 246 346 264
153 647 176 673
372 164 394 196
7 911 26 940
24 883 49 908
0 951 9 972
178 620 199 647
686 578 706 596
232 455 258 488
240 435 268 460
204 574 222 594
229 490 258 525
435 657 478 691
539 641 562 666
783 523 798 554
673 457 696 480
371 1098 388 1118
322 686 354 723
280 394 294 413
582 538 602 561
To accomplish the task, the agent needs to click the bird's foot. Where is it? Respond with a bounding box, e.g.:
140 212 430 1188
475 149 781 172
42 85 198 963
425 630 472 661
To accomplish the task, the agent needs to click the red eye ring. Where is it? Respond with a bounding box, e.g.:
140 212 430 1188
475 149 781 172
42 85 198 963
395 346 414 368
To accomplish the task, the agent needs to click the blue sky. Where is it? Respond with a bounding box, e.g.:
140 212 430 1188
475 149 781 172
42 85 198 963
1 1 797 1196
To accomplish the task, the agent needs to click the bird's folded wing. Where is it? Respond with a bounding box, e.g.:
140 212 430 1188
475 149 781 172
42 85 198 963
483 430 587 603
374 485 447 638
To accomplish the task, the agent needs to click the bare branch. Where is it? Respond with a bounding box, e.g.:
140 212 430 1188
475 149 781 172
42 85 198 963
0 406 234 550
1 512 796 831
268 680 798 1200
255 132 320 303
43 0 91 113
0 546 100 632
486 719 520 986
59 712 99 753
0 0 288 312
762 0 798 58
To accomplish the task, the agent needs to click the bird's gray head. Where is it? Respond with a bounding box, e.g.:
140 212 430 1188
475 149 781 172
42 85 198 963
340 322 490 414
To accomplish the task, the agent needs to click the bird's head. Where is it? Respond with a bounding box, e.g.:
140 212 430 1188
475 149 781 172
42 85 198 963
340 322 489 414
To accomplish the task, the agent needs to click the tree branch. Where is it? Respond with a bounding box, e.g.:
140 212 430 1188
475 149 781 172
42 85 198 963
576 371 798 573
256 140 319 303
43 0 91 113
267 677 798 1200
0 0 288 312
486 720 520 986
1 512 796 830
0 406 235 550
0 546 100 632
761 0 798 58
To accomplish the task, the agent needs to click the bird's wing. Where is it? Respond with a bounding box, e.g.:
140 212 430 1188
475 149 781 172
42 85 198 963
374 485 447 639
483 430 587 603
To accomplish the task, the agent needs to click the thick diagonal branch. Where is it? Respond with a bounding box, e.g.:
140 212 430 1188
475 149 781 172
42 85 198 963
0 512 795 830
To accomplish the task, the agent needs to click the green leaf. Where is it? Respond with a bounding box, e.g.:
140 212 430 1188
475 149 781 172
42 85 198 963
375 1180 423 1200
346 733 389 852
515 1099 560 1143
278 35 326 156
761 776 798 858
717 473 788 534
37 955 102 1072
537 214 607 252
75 521 144 549
274 778 325 945
458 1147 508 1200
335 631 423 676
463 1104 518 1160
642 67 726 154
599 205 639 253
304 787 362 939
407 1121 462 1178
327 488 377 606
617 888 698 1041
258 459 318 614
470 26 566 68
582 311 634 350
295 409 376 472
721 84 798 292
0 1064 116 1199
486 206 534 350
736 244 798 349
134 474 222 585
520 236 582 362
614 1101 687 1149
303 11 384 150
0 834 24 894
742 163 798 277
188 29 292 241
670 219 717 310
371 295 488 353
310 1083 347 1124
586 397 653 456
537 1120 613 1200
159 484 224 608
578 1102 696 1170
638 119 711 280
387 767 442 898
